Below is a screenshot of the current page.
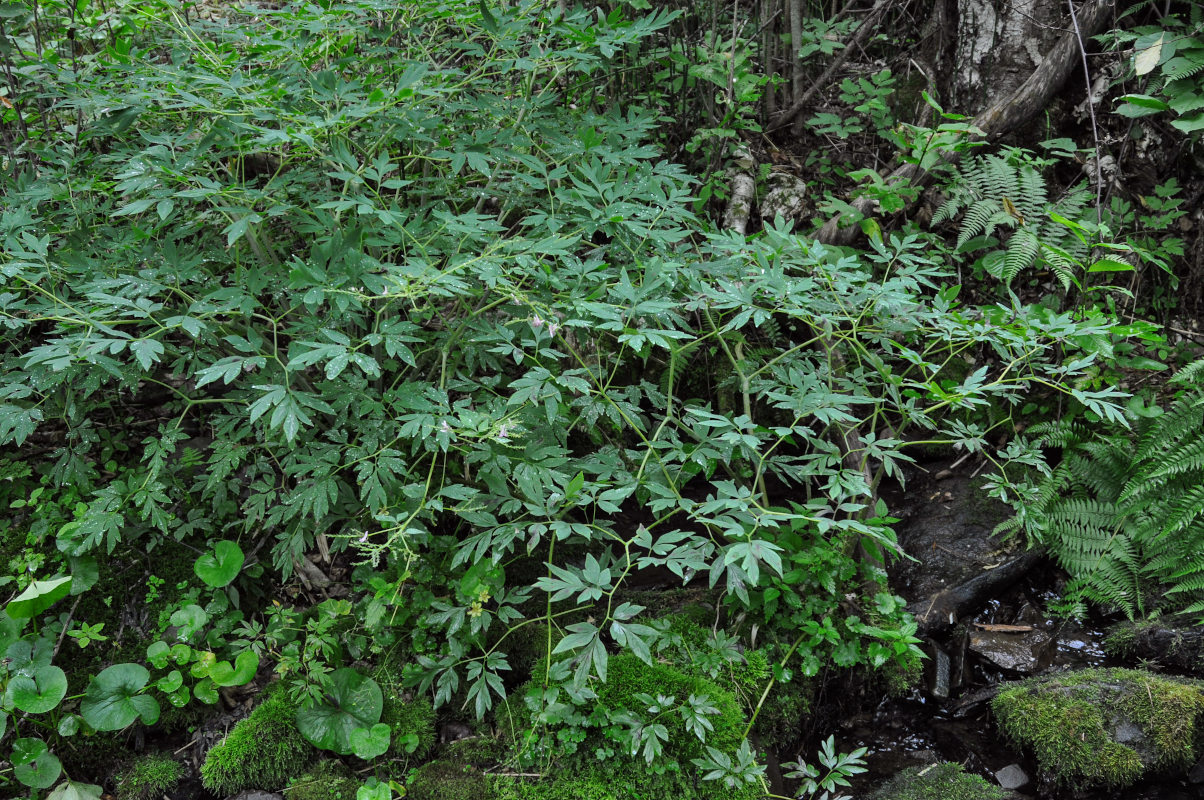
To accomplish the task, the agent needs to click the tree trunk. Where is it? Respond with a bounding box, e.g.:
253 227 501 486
952 0 1066 113
816 0 1117 246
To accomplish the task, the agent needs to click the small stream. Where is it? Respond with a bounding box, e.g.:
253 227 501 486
838 467 1204 798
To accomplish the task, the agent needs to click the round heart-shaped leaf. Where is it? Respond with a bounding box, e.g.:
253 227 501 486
209 649 259 687
169 605 208 642
350 723 391 760
57 714 80 737
168 686 190 707
193 678 219 705
10 664 67 713
190 650 216 679
47 780 104 800
194 541 244 588
6 637 53 676
68 556 99 595
146 641 170 669
170 643 193 664
156 670 183 693
80 663 159 731
12 738 62 788
0 612 20 653
296 668 383 755
357 778 391 800
7 577 72 619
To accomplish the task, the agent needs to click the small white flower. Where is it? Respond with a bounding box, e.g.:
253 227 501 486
548 323 560 337
532 315 544 330
497 423 511 441
440 420 452 434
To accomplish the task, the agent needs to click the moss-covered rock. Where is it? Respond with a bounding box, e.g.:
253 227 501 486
489 760 764 800
375 664 436 758
201 685 316 795
654 614 811 743
284 760 360 800
112 753 183 800
991 667 1204 789
595 653 746 761
445 733 505 767
406 759 489 800
867 762 1013 800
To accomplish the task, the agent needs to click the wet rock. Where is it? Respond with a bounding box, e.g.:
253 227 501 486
891 470 1014 601
1189 752 1204 783
992 667 1204 790
1105 615 1204 675
759 171 807 223
968 628 1055 673
994 763 1029 790
867 762 1017 799
927 643 952 698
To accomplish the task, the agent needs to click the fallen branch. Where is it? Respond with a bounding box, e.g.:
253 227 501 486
816 0 1117 246
910 549 1045 638
769 0 896 132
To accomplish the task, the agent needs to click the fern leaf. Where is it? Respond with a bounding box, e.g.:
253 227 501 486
931 197 961 227
1039 242 1078 291
1002 229 1040 284
1170 357 1204 387
1163 51 1204 82
1161 484 1204 534
1014 163 1048 218
957 199 999 249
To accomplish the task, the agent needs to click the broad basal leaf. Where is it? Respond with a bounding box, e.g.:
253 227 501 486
9 664 68 713
350 723 391 760
208 649 259 687
295 668 383 755
194 540 245 587
47 781 104 800
80 664 159 731
12 738 62 789
7 576 72 619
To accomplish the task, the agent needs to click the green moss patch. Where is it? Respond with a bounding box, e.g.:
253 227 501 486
867 762 1012 800
201 685 316 795
376 664 436 758
991 667 1204 788
596 653 746 762
407 760 489 800
113 753 183 800
489 760 764 800
284 760 361 800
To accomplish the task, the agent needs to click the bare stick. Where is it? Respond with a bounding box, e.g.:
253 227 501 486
769 0 895 131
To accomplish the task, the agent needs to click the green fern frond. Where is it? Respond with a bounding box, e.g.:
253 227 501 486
957 199 1000 248
1040 243 1078 291
1002 229 1040 284
931 197 961 227
1160 563 1204 595
1163 51 1204 82
1030 419 1087 447
1014 164 1047 218
1170 357 1204 387
1131 401 1204 464
1142 436 1204 482
1160 485 1204 534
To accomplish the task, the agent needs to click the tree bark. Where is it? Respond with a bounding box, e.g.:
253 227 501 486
816 0 1116 246
953 0 1064 113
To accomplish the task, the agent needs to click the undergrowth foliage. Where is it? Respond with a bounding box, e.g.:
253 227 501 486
998 358 1204 619
0 0 1135 794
